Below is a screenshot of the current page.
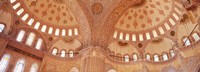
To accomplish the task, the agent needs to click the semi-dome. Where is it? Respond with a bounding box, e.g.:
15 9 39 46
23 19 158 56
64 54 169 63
145 38 174 54
115 0 181 32
113 0 183 41
23 0 78 26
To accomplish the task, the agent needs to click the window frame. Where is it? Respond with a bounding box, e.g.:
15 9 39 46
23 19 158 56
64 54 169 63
25 32 36 46
60 50 66 57
51 48 58 55
162 53 168 61
69 50 74 57
0 54 11 72
146 54 151 61
30 63 39 72
124 55 129 62
14 59 25 72
16 30 26 42
192 33 200 42
153 54 159 62
35 38 43 50
132 53 138 61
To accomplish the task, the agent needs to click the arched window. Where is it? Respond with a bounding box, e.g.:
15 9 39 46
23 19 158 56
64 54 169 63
28 18 34 26
139 34 143 41
74 28 78 36
41 25 47 32
12 2 20 10
113 31 118 38
48 27 53 34
55 29 59 36
68 29 72 36
108 69 117 72
60 50 66 57
192 33 200 41
0 54 11 72
159 27 164 34
30 63 38 72
52 48 58 55
34 22 40 29
125 34 130 41
154 55 159 62
124 55 129 62
69 67 79 72
0 24 5 32
14 59 25 72
183 37 190 46
35 38 43 50
146 54 151 61
152 30 158 37
61 29 66 36
26 32 35 46
16 30 25 42
133 54 138 61
119 32 123 40
69 50 74 57
10 0 16 3
170 50 175 57
17 8 24 16
162 53 168 61
132 34 136 41
164 23 171 30
146 32 151 40
21 14 29 21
